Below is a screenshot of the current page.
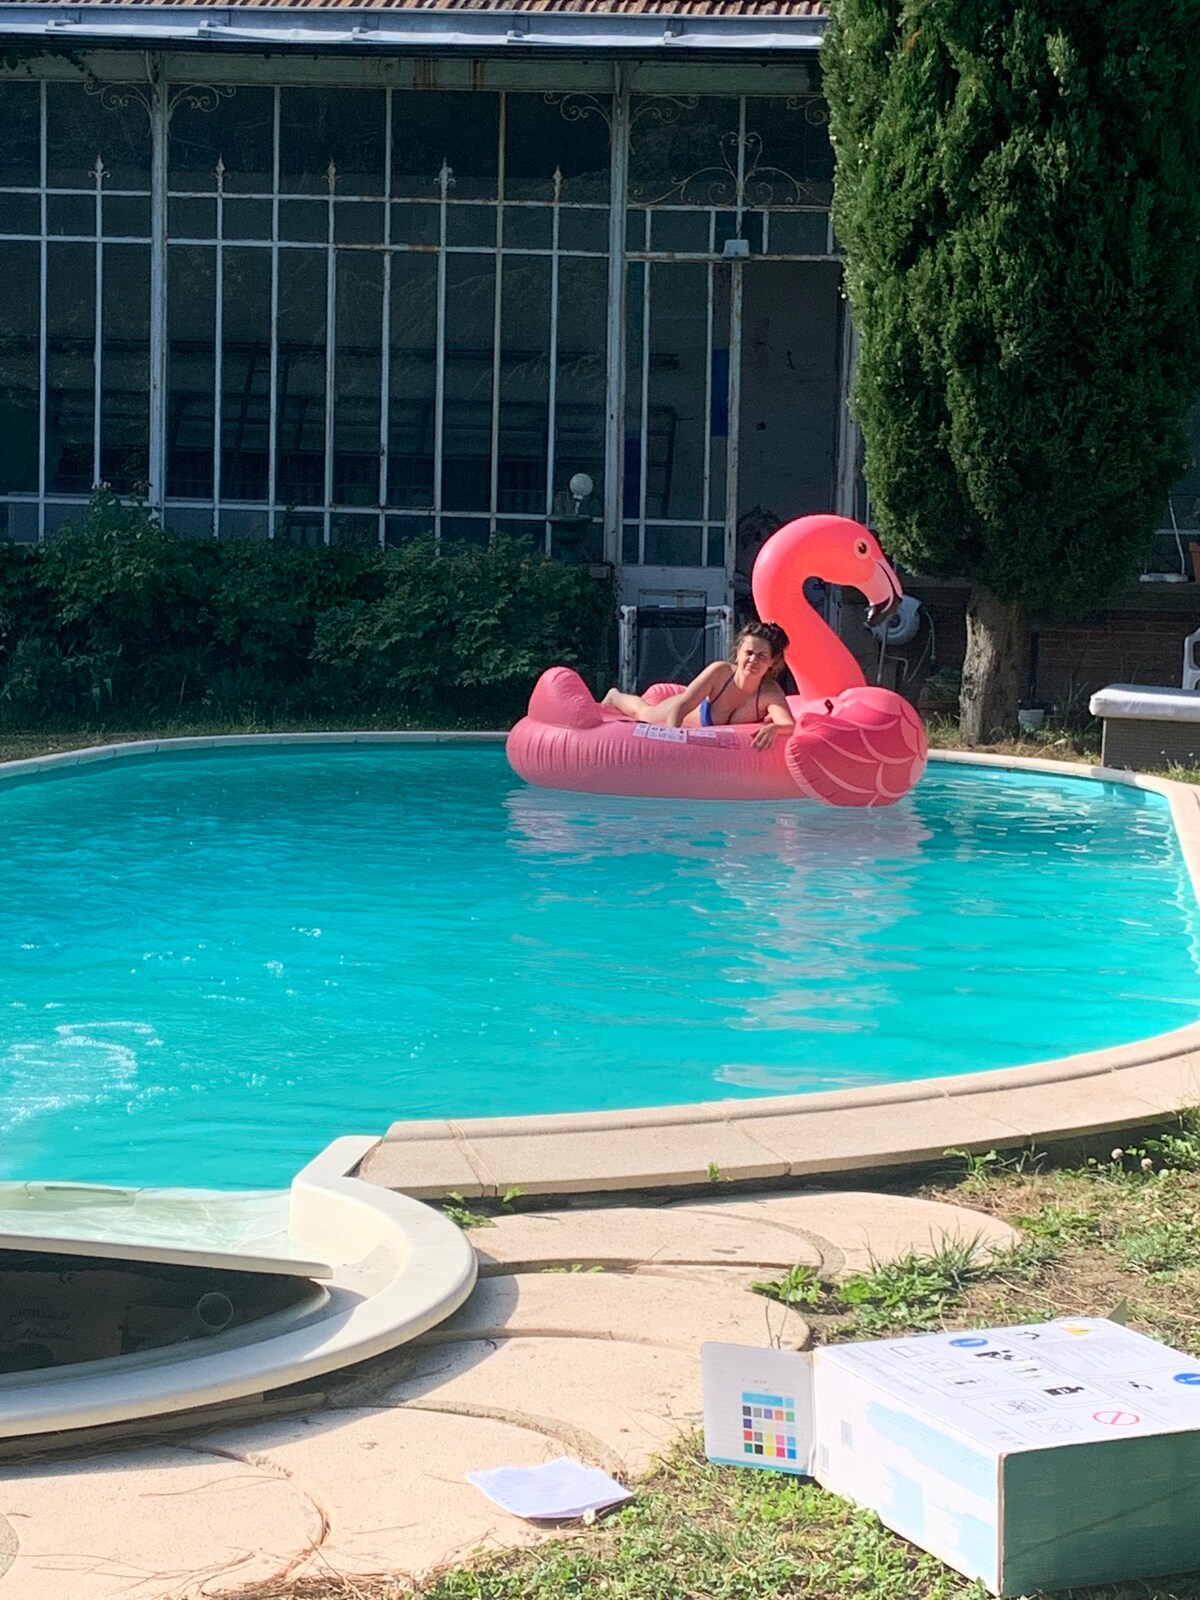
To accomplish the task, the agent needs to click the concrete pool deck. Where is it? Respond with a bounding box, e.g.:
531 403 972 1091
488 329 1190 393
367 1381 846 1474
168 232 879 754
0 1185 1017 1597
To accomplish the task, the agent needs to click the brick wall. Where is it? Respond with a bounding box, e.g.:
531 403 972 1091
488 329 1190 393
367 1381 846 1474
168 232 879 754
900 581 1200 711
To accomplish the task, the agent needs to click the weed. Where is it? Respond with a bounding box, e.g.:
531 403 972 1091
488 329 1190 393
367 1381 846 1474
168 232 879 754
706 1161 726 1184
500 1185 525 1208
836 1237 991 1336
1012 1201 1098 1249
944 1144 1044 1193
442 1192 492 1229
753 1262 824 1309
1081 1111 1200 1182
541 1263 604 1274
1119 1221 1193 1276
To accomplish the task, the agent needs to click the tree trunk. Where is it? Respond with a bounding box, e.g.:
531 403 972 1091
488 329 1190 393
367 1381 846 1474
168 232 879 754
959 587 1027 745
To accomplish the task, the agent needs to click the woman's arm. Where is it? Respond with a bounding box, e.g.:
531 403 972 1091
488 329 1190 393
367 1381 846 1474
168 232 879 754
664 662 725 727
751 687 796 751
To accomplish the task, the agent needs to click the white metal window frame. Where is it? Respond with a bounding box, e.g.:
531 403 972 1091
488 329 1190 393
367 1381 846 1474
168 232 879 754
0 60 852 573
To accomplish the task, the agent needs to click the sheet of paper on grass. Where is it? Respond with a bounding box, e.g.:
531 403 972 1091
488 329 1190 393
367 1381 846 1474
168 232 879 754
466 1457 633 1521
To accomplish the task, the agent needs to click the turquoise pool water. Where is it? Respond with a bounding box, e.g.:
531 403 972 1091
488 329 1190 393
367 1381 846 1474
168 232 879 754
0 747 1196 1189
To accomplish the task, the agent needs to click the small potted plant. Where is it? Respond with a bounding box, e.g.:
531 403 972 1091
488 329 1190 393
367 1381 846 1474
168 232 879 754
1017 701 1048 734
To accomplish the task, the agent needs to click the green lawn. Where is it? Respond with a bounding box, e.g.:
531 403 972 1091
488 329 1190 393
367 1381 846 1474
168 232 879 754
226 1125 1200 1600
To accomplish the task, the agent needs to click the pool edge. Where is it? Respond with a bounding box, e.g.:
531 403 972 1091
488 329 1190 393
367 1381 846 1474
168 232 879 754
4 733 1196 1199
367 749 1200 1199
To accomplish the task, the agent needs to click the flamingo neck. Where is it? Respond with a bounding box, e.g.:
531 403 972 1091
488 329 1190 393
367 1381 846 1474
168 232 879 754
755 571 866 702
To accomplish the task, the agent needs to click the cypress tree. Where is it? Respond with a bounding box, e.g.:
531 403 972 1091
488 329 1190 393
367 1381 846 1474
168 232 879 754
823 0 1200 740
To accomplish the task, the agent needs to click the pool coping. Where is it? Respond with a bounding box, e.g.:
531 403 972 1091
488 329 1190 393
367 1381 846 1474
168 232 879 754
4 731 1199 1197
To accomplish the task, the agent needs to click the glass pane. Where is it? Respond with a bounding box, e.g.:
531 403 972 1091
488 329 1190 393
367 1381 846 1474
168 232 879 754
169 197 215 239
628 97 737 208
504 208 552 252
498 255 549 515
0 82 39 187
222 247 272 502
47 195 94 237
766 211 829 256
645 525 703 565
220 509 270 541
1 502 39 543
553 256 606 524
333 250 383 506
280 511 324 547
391 203 439 247
385 514 427 546
647 263 707 521
101 243 150 492
104 195 151 239
440 516 488 547
280 88 386 197
334 201 384 246
623 259 645 522
745 96 834 208
387 251 436 508
169 87 275 195
330 512 379 547
557 208 608 254
442 253 496 513
0 242 40 494
651 211 710 254
505 93 610 203
626 209 650 253
0 194 39 236
223 199 272 241
278 200 326 244
164 505 215 538
446 205 497 249
709 264 729 524
167 246 215 499
47 83 151 191
276 249 327 505
46 241 95 494
391 91 499 201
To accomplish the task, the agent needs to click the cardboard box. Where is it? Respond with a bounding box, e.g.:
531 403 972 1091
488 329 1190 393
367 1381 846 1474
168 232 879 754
703 1318 1200 1595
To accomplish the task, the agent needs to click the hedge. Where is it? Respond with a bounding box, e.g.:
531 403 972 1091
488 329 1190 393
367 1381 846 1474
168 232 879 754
0 491 613 725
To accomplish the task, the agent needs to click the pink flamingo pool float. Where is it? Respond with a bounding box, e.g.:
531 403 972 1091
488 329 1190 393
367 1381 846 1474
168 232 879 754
506 514 928 807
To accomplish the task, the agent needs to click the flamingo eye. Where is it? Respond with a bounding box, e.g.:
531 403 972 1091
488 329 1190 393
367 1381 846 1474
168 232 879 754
854 539 870 557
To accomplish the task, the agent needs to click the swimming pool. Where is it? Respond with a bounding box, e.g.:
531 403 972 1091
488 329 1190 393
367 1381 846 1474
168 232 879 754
1 745 1196 1189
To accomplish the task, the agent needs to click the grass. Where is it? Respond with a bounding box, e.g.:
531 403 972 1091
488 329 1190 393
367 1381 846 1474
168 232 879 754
221 1115 1200 1600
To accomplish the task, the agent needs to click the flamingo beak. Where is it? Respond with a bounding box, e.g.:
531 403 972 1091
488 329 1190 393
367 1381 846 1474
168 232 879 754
862 557 903 629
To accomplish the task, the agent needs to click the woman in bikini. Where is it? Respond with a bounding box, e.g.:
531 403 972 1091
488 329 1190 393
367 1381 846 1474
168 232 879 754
601 621 795 752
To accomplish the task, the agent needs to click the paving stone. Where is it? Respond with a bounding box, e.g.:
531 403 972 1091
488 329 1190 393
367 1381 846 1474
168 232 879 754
0 1444 321 1600
666 1190 1019 1277
470 1206 823 1275
415 1268 808 1352
197 1407 557 1580
385 1336 702 1476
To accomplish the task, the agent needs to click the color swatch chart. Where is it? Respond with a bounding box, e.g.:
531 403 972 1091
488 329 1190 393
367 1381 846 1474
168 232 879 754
742 1390 798 1460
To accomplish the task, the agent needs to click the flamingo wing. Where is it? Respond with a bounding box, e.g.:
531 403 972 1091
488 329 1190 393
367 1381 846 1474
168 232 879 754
785 687 928 808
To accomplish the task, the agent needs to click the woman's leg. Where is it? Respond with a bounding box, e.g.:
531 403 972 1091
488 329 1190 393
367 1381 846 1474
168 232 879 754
601 688 683 725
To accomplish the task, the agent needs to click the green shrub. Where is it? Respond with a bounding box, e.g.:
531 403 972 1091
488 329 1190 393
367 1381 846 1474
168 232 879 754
0 491 612 725
312 534 612 715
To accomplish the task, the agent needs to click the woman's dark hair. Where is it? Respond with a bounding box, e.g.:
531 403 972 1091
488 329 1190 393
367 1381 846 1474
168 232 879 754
733 620 789 679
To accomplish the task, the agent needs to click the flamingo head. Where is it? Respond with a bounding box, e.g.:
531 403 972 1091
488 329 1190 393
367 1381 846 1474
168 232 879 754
752 514 904 630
